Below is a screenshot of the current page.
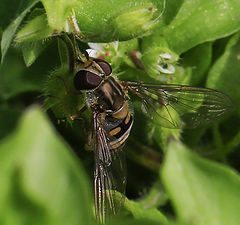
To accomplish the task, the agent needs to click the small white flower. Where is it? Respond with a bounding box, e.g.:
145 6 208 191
156 64 175 74
85 49 99 58
88 43 105 52
156 52 177 74
159 52 172 60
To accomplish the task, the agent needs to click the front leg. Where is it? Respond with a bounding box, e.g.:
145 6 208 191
69 105 87 120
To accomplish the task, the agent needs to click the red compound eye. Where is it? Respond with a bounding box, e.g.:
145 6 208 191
94 58 112 76
74 70 102 90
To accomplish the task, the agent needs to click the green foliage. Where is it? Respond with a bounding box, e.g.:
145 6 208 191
44 66 86 120
181 42 212 86
14 0 163 44
1 0 240 225
0 106 93 225
15 14 55 44
41 0 77 31
123 197 167 223
21 40 53 67
163 0 240 54
162 141 240 225
207 33 240 115
1 0 39 63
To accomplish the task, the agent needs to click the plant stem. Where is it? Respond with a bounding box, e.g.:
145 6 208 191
126 137 162 173
212 124 226 161
224 130 240 156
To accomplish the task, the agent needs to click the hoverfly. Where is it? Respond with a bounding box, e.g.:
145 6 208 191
50 36 233 224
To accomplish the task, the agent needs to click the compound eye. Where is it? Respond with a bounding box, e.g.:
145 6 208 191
74 70 102 90
94 59 112 76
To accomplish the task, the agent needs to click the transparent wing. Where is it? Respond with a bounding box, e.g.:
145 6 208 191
124 82 233 129
93 112 126 224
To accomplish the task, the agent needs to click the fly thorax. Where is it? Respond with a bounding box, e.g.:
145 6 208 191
94 77 126 113
86 90 99 110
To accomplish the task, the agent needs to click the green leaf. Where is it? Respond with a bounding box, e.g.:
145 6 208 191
181 42 212 86
1 0 39 63
15 14 54 43
0 106 93 225
43 66 86 120
0 48 47 100
164 0 240 54
111 3 158 41
72 0 163 42
57 38 70 68
21 39 53 67
0 39 59 100
124 197 167 224
0 48 38 99
161 141 240 225
41 0 77 30
206 32 240 114
109 218 173 225
182 127 207 149
138 179 168 209
160 0 184 25
16 0 163 43
153 126 181 152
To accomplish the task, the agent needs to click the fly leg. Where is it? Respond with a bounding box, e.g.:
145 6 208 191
87 113 95 147
69 105 88 120
46 94 87 122
54 77 88 121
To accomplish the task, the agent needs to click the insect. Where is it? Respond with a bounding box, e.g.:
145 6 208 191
51 36 233 224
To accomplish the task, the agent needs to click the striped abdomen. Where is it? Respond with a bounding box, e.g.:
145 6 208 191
108 107 133 150
94 76 133 149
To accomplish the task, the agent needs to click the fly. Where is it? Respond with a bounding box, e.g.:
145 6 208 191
51 36 233 224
